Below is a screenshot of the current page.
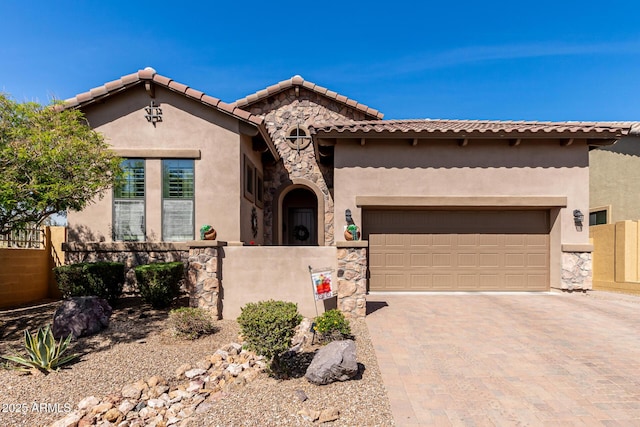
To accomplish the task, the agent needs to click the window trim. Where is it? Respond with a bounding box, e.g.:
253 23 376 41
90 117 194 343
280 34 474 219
161 158 195 241
589 205 611 226
244 155 255 202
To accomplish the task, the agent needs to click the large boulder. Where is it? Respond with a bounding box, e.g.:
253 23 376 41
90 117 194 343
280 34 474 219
52 296 112 339
304 340 358 385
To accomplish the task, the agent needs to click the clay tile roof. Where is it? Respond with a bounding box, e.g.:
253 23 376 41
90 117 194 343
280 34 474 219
308 119 631 139
61 67 278 160
232 75 384 120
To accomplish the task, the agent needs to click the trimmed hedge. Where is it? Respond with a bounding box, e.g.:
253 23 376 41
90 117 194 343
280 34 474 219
237 300 302 366
134 262 184 308
54 262 125 304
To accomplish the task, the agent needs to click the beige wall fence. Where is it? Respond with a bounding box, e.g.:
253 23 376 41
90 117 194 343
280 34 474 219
65 241 368 320
0 226 66 309
591 221 640 294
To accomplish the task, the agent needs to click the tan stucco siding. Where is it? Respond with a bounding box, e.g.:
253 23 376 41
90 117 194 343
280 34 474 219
240 134 264 244
334 139 589 244
590 136 640 223
68 86 245 242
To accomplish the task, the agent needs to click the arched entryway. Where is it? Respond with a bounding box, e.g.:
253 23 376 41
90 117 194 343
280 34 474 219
282 188 318 245
274 179 325 246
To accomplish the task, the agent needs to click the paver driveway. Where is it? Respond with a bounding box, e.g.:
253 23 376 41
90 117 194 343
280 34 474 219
365 291 640 426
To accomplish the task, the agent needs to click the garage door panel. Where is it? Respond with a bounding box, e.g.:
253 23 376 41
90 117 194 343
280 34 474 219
385 253 405 268
479 253 500 268
433 253 453 267
432 274 454 289
410 253 431 267
505 253 525 268
478 234 499 247
527 253 548 268
410 274 431 288
458 253 477 267
365 210 550 292
432 235 454 246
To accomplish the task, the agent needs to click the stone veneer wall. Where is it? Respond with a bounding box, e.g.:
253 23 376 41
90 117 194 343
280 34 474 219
64 242 188 291
561 252 593 291
336 242 368 318
244 89 371 246
186 243 222 318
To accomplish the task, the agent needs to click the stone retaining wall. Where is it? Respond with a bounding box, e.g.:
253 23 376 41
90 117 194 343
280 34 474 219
561 252 593 291
336 242 368 319
186 243 222 318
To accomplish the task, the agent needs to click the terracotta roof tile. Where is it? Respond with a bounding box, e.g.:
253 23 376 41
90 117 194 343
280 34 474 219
138 68 155 79
309 119 631 139
168 81 189 93
201 94 221 107
104 79 124 92
185 87 205 101
120 72 139 85
61 68 278 160
232 75 384 120
152 74 172 86
89 86 108 98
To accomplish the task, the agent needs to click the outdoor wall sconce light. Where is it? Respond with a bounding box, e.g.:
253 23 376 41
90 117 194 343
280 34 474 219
573 209 584 231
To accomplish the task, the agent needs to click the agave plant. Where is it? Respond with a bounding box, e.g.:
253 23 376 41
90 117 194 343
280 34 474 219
1 325 78 373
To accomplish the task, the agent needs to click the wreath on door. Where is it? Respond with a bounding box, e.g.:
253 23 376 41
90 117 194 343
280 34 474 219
293 224 310 241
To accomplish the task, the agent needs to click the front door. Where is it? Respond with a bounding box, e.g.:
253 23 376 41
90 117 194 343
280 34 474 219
287 207 317 246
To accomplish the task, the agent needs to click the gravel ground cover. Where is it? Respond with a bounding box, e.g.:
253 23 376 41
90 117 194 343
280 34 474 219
0 298 394 426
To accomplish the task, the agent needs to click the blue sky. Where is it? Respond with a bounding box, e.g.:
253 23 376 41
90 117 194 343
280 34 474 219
2 1 640 121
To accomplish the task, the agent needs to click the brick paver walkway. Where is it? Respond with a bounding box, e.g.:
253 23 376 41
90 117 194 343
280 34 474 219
366 291 640 426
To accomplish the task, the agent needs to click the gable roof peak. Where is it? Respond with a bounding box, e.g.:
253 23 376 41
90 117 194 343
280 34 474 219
232 75 384 120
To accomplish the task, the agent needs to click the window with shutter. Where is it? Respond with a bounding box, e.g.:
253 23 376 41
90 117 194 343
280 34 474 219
113 159 145 241
162 159 195 241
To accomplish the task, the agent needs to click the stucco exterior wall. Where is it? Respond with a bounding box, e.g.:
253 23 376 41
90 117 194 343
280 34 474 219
68 86 245 243
219 246 337 319
590 136 640 223
334 139 590 289
334 139 589 244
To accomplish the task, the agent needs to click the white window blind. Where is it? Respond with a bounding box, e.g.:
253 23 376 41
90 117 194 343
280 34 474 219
114 159 145 241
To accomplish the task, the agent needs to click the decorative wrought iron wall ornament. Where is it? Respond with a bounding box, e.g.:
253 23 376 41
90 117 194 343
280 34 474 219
251 207 258 238
145 101 163 126
285 120 312 155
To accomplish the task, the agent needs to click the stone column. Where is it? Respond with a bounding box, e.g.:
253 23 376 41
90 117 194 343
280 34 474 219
187 241 223 319
561 244 593 291
336 241 368 318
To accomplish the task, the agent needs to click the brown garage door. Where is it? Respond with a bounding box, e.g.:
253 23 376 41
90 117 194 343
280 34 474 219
364 210 550 291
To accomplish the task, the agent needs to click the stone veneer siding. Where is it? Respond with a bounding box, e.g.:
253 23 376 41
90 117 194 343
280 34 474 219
336 242 368 319
244 89 372 246
561 252 593 291
186 243 222 318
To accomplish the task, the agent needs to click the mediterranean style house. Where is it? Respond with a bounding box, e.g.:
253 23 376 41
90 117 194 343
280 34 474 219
63 67 631 317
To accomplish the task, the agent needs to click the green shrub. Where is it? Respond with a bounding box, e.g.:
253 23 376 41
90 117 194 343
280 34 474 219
134 262 184 308
1 325 77 373
54 262 125 304
314 309 352 343
168 307 216 339
237 300 302 367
